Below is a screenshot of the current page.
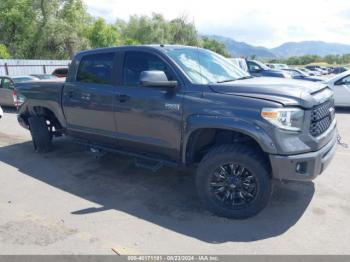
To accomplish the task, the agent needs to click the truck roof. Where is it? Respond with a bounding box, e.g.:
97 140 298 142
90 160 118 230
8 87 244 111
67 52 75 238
76 44 199 57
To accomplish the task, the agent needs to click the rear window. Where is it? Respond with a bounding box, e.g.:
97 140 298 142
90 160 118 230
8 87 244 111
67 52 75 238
76 53 114 84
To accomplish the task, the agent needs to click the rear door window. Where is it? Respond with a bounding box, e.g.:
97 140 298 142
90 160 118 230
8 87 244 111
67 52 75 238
77 53 115 85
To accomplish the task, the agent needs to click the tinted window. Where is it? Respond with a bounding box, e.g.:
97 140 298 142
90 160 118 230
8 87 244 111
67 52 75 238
77 53 114 84
123 51 175 86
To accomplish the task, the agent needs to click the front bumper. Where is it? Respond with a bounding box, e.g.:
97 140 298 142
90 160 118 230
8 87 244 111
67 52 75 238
269 130 337 181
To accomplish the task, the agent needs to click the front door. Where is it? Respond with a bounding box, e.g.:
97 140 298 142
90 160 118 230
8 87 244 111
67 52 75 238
62 52 118 144
114 51 183 160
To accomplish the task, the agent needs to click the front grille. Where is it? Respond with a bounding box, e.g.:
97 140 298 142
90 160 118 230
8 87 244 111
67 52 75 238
310 100 335 137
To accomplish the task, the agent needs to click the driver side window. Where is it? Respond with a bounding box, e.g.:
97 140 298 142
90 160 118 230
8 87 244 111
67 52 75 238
123 51 175 86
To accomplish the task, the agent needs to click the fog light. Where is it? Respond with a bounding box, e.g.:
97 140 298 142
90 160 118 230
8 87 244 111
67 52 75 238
296 162 307 174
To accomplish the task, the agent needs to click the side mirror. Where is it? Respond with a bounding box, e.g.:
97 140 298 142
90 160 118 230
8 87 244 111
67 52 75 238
140 71 177 88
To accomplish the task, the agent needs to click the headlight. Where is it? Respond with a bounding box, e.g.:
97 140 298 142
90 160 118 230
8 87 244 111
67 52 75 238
261 107 304 131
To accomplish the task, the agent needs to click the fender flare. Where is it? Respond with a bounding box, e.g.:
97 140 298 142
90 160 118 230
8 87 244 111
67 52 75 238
182 114 277 163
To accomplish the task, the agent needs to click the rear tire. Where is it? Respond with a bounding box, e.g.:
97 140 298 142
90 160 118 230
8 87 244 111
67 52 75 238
28 116 52 153
196 144 271 219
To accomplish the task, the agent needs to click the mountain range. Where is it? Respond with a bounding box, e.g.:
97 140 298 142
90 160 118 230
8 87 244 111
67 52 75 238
209 35 350 58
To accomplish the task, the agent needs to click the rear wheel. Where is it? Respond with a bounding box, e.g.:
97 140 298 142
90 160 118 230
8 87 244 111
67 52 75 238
196 144 271 219
28 116 52 153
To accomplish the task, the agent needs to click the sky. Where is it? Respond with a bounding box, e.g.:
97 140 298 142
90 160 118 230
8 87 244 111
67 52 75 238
84 0 350 48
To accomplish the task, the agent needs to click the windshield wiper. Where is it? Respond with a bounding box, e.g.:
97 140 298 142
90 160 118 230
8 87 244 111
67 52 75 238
236 76 254 80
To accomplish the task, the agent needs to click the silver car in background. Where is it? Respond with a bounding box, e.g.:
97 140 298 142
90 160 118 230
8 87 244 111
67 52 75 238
326 70 350 107
0 75 39 107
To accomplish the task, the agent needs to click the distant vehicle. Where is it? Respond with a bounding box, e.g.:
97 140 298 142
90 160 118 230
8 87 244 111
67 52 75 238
229 58 248 72
0 105 3 119
0 76 38 106
0 76 15 106
304 67 322 76
326 70 350 107
283 69 323 82
246 60 291 78
299 68 316 76
268 63 289 70
305 66 327 75
332 67 349 74
30 74 58 80
52 68 68 78
319 67 329 75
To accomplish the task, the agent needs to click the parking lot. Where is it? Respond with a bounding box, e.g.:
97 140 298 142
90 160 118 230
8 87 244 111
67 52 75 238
0 107 349 255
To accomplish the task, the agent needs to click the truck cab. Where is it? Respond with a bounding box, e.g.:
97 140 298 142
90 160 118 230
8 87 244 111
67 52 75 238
16 45 337 219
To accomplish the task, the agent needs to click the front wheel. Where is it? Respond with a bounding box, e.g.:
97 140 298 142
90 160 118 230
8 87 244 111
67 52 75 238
196 144 271 219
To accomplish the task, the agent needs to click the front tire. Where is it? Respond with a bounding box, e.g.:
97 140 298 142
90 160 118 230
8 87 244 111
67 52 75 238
28 116 52 153
196 144 271 219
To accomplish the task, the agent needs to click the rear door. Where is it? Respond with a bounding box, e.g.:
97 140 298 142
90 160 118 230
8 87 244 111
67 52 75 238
113 50 184 160
62 52 118 144
0 77 15 106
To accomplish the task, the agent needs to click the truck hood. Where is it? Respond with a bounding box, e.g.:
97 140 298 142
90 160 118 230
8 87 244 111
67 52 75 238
210 77 331 108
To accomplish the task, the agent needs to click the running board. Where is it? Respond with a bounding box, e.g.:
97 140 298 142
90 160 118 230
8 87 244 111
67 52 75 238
73 138 179 171
135 158 164 172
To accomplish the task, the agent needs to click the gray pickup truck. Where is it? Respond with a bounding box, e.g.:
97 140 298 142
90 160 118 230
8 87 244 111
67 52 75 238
16 45 337 219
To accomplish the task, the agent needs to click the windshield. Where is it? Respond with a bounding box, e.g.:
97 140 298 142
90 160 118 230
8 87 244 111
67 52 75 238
166 48 250 84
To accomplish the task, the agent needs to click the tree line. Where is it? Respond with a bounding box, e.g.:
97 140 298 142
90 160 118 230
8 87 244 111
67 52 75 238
266 54 350 66
0 0 230 59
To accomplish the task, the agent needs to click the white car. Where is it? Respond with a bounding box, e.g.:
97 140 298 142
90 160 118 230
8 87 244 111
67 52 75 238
326 70 350 107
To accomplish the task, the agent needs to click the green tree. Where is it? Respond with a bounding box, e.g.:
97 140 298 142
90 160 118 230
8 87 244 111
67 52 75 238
201 37 230 57
169 16 199 46
0 0 37 58
88 18 121 48
0 44 10 59
28 0 91 59
122 13 170 44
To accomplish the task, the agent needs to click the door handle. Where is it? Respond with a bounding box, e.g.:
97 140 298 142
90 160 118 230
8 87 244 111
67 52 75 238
117 94 130 103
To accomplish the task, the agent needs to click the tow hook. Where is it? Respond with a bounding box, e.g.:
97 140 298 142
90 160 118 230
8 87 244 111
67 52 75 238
337 134 348 148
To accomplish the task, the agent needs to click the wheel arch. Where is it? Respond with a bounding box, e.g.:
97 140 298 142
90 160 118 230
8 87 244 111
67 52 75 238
182 115 277 164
